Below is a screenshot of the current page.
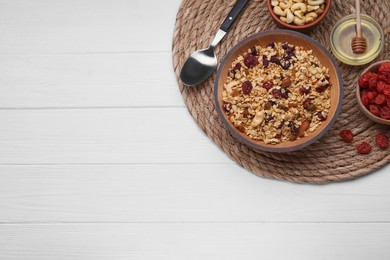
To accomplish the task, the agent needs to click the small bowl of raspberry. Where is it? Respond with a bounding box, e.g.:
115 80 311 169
357 60 390 125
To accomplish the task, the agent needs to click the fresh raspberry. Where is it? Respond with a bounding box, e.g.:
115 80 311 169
376 133 389 149
368 77 379 90
367 91 377 103
358 72 372 88
361 92 370 107
356 142 372 154
340 129 353 143
377 81 387 93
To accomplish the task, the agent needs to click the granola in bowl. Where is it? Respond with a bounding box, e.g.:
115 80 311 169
222 42 331 144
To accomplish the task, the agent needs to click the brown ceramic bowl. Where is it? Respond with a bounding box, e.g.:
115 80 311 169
356 60 390 125
214 30 343 153
266 0 331 33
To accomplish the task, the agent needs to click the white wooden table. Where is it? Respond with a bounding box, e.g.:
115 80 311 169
0 1 389 259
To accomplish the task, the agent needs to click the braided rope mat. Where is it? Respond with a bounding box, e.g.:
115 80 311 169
172 0 390 183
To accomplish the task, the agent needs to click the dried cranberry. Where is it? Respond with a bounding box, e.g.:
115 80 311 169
223 101 232 113
315 84 330 93
277 120 285 129
369 104 380 116
262 80 273 91
376 133 389 149
378 63 390 75
262 55 269 68
340 129 353 143
299 86 311 94
250 46 258 56
380 106 390 119
375 94 386 105
242 81 253 95
317 112 327 121
359 72 377 88
275 133 282 139
244 54 259 68
267 42 275 48
271 88 281 98
368 77 379 90
356 142 372 154
282 43 295 54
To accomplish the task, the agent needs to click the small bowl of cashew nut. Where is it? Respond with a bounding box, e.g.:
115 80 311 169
267 0 331 33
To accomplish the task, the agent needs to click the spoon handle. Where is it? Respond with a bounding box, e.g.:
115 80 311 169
220 0 249 32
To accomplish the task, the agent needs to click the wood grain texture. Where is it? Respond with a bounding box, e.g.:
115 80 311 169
1 223 389 260
0 0 178 54
0 164 390 223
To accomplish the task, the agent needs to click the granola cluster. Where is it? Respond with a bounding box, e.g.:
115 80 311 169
222 42 331 144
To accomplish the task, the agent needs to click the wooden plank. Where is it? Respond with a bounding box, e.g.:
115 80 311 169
0 108 229 164
0 164 389 223
0 53 182 108
0 223 389 259
0 0 181 54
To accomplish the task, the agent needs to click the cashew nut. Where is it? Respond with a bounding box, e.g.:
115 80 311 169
251 111 264 128
280 9 294 23
305 12 318 23
291 3 307 13
293 16 305 25
293 0 304 2
271 0 279 7
308 0 324 6
307 5 320 12
273 6 287 16
279 0 293 10
294 10 304 19
315 4 325 14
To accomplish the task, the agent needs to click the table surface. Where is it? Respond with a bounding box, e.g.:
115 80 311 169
0 0 389 259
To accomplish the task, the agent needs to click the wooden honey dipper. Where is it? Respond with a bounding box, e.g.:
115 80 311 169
351 0 366 54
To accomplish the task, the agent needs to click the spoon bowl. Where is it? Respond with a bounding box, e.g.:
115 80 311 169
180 47 217 86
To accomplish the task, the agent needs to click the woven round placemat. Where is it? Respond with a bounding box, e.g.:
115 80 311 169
172 0 390 183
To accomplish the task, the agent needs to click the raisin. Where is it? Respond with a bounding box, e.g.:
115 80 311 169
265 114 274 124
340 129 353 143
369 104 380 116
299 86 311 94
244 54 259 68
281 89 289 99
380 106 390 119
262 55 269 68
303 98 316 111
250 46 258 56
267 42 275 48
229 63 242 77
375 94 386 105
223 101 232 113
282 43 295 54
262 80 273 91
356 142 372 154
376 133 389 149
270 55 281 65
378 63 390 75
264 101 275 110
317 112 327 121
271 88 281 98
289 122 299 136
281 60 291 70
315 84 330 93
242 81 253 95
275 133 282 139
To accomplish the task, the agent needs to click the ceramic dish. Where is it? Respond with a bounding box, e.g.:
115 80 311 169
266 0 331 33
214 30 343 152
356 60 390 125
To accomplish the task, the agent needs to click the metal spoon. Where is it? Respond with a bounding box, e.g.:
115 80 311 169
180 0 249 86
